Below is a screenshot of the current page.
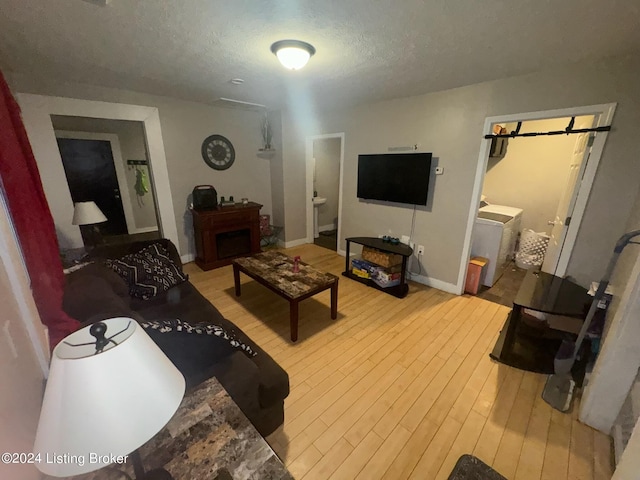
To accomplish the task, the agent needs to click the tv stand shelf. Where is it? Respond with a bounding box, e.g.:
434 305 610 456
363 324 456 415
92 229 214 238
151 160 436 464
343 237 413 298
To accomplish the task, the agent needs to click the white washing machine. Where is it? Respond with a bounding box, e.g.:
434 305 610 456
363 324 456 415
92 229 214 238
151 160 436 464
471 204 523 287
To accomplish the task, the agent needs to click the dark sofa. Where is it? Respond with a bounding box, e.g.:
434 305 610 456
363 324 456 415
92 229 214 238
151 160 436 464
62 239 289 436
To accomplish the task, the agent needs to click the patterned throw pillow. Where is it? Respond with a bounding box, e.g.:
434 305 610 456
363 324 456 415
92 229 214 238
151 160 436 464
106 243 188 300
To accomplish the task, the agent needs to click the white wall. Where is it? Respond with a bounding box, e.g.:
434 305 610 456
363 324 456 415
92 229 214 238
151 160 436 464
483 116 593 234
51 116 159 232
8 74 276 257
313 137 340 229
0 192 48 480
281 54 640 289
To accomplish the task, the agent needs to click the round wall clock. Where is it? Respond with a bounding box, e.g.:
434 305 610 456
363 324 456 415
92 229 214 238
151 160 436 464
201 134 235 170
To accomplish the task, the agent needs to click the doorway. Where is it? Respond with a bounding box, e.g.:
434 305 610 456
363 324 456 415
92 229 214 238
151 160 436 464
53 116 160 247
58 138 128 239
475 116 594 306
458 103 616 298
305 133 345 252
16 94 179 251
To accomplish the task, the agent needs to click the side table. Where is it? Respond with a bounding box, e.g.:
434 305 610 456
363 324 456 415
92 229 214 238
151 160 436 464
69 377 292 480
490 270 591 374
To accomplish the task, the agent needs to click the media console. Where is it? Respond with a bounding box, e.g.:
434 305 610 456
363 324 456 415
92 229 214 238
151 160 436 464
343 236 413 298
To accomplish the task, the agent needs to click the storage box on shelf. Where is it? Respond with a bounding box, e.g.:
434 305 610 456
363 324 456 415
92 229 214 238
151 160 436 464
350 258 401 288
361 246 403 269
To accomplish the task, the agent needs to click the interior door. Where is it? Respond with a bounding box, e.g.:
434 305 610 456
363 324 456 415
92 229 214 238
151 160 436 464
541 132 592 274
57 138 128 237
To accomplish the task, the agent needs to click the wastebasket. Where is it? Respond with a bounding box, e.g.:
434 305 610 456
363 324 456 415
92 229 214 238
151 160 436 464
515 229 550 269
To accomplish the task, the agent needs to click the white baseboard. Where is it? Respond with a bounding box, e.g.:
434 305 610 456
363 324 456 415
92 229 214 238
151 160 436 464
408 273 460 295
180 253 196 264
283 238 310 248
319 224 336 233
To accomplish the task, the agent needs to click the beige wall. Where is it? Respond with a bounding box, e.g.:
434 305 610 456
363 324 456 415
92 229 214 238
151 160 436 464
0 194 47 480
483 117 593 234
580 181 640 432
313 137 341 229
8 73 276 257
51 116 159 231
281 54 640 288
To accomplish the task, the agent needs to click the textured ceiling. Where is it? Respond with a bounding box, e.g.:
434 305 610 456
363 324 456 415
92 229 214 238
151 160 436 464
1 0 639 109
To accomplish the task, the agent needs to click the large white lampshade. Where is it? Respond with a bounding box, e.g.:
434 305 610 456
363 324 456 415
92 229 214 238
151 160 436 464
33 317 185 477
270 39 316 70
72 201 107 226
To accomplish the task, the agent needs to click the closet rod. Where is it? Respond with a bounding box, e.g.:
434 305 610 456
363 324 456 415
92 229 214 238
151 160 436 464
484 125 611 139
484 116 611 139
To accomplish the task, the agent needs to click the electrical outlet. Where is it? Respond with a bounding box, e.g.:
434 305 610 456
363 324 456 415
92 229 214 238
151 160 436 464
417 245 425 255
435 166 444 175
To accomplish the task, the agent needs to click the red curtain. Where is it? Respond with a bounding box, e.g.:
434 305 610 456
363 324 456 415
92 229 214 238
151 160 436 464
0 70 79 349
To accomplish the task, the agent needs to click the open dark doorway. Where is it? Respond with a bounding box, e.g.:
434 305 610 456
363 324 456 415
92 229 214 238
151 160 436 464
57 138 128 244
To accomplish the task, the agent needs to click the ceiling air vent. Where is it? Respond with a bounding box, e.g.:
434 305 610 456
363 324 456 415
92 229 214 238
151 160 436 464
81 0 111 6
213 98 266 111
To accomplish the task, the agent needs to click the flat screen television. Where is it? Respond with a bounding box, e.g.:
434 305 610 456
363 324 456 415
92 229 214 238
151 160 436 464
357 152 432 205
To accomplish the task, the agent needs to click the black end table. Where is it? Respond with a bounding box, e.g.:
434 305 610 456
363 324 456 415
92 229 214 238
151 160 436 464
490 269 592 374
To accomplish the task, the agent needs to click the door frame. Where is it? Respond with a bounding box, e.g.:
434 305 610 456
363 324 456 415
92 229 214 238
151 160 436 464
16 94 178 249
305 133 346 253
456 103 617 294
55 131 159 235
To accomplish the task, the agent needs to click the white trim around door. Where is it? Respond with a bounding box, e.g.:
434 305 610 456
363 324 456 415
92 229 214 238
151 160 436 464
16 94 178 249
456 103 617 295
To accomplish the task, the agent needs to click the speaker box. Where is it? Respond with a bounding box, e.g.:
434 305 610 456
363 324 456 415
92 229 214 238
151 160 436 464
192 185 218 210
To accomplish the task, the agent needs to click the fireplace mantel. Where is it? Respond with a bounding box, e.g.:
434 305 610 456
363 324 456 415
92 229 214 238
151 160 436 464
191 202 262 270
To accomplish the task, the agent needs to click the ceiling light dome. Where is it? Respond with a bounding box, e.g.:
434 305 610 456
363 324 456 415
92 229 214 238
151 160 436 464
270 40 316 70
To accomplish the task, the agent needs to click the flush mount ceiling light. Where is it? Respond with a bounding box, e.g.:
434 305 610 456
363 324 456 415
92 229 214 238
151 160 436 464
270 40 316 70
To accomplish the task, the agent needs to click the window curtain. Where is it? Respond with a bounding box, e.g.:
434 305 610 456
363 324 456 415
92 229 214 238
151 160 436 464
0 70 79 349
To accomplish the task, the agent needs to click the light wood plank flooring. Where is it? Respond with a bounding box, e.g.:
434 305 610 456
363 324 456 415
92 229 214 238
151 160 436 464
184 244 613 480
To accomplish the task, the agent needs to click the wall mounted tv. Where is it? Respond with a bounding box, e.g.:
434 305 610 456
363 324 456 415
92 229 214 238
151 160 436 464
357 152 432 206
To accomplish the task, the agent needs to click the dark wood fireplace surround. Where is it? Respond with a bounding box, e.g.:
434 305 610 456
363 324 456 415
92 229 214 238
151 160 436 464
192 202 262 270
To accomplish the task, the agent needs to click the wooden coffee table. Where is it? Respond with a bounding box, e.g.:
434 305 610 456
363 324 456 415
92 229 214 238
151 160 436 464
232 251 339 341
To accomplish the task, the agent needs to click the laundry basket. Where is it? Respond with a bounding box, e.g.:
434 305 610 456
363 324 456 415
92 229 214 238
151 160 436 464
516 229 550 269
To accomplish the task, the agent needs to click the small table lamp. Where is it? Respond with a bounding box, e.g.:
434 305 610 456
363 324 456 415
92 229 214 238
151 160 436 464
33 318 186 479
72 201 108 247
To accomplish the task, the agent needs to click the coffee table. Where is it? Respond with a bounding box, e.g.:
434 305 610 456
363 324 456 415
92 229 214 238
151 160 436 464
233 251 339 341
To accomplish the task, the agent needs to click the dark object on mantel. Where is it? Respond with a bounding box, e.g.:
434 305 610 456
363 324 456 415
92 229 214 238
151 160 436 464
63 238 289 437
343 237 413 298
490 270 592 374
192 202 262 270
192 185 218 210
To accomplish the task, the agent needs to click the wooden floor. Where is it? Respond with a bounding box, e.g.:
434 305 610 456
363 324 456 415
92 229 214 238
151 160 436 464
185 244 613 480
